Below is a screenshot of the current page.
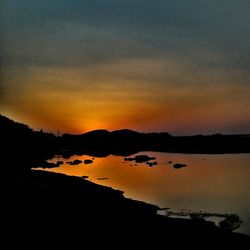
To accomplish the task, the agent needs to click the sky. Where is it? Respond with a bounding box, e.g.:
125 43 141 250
1 0 250 135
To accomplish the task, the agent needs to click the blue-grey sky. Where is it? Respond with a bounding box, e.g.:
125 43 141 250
1 0 250 134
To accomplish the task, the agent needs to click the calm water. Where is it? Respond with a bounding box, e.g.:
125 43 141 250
37 152 250 234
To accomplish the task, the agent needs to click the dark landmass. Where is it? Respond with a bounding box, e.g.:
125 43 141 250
1 114 250 249
1 115 57 169
60 128 250 157
2 169 250 250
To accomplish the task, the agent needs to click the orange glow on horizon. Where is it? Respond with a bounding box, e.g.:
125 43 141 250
1 61 250 135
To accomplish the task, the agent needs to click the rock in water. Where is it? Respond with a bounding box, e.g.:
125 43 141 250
70 159 82 165
173 163 187 169
84 159 93 164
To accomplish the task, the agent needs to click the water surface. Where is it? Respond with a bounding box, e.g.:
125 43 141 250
38 152 250 234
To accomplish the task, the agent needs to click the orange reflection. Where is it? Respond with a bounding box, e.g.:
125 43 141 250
35 153 250 235
37 153 250 223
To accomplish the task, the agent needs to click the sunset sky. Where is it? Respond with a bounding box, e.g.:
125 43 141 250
1 0 250 135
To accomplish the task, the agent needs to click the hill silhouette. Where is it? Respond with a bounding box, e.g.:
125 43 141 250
60 125 250 158
1 114 250 167
0 115 57 169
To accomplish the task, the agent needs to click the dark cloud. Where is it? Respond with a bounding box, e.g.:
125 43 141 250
1 0 249 72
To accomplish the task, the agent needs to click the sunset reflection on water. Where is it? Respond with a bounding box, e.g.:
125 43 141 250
38 152 250 234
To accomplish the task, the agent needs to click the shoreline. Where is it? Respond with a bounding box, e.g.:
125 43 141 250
3 167 250 249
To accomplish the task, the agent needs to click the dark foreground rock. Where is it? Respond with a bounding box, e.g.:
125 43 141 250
124 155 156 163
2 169 249 250
173 163 187 169
71 159 82 165
84 159 93 164
146 161 158 167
